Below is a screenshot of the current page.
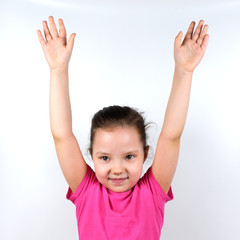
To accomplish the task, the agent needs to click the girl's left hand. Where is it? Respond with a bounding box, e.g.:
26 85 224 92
174 20 209 73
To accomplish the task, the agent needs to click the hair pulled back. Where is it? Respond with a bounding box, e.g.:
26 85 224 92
89 105 153 156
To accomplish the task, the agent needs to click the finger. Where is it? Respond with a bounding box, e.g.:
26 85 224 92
66 33 76 53
201 34 209 53
58 18 67 39
192 20 204 41
37 30 47 48
197 24 208 45
42 20 52 42
174 31 183 49
48 16 59 39
184 21 195 40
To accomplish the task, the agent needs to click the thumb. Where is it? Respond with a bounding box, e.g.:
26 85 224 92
174 31 183 49
66 33 76 53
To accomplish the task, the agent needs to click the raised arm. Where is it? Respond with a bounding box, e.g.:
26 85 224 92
37 16 87 193
152 20 209 194
37 16 76 137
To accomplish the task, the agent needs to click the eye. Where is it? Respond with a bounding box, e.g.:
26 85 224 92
100 156 109 161
126 155 134 160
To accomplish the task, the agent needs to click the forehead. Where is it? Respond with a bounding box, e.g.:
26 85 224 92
93 126 142 152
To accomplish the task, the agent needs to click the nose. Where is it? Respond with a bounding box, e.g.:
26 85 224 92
112 160 124 175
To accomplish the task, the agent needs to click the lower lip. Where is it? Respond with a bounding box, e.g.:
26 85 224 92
110 178 128 184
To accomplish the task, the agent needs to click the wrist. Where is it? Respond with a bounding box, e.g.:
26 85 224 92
50 66 69 74
174 65 194 77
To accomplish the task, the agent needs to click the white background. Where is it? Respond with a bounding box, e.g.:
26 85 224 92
0 0 240 239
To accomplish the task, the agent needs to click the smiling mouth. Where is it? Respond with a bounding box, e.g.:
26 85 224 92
110 177 128 184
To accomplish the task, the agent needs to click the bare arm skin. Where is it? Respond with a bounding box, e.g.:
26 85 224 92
37 16 87 193
152 20 209 194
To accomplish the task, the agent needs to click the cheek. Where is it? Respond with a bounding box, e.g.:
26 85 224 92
94 167 106 184
128 161 143 175
94 162 108 177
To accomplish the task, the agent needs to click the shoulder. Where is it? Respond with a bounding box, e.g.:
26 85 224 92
138 166 174 203
66 164 99 202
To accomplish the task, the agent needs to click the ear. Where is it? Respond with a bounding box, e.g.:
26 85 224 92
144 146 150 162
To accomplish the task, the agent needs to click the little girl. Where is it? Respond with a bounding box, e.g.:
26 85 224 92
37 16 209 240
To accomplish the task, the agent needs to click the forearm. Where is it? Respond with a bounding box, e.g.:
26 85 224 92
161 67 193 140
50 68 73 138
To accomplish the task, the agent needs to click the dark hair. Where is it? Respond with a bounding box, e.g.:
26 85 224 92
88 105 154 156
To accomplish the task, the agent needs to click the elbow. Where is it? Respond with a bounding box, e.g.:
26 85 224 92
160 131 182 142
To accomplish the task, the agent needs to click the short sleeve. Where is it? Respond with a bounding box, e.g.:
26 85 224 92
142 166 174 204
66 164 94 204
150 166 173 202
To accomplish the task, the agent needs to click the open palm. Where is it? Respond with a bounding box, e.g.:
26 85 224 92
37 16 76 70
174 20 209 73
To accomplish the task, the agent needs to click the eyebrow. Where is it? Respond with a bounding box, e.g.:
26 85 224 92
96 150 139 155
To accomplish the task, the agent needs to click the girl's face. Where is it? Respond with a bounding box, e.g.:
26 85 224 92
91 126 149 193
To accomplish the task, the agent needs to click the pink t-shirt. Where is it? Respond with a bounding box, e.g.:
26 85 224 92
66 165 173 240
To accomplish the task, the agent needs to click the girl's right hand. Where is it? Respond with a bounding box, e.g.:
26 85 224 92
37 16 76 71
